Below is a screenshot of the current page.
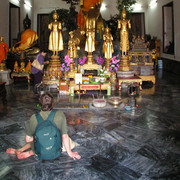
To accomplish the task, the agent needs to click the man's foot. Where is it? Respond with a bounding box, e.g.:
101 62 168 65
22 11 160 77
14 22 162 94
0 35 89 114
6 148 22 155
17 150 34 159
6 148 18 155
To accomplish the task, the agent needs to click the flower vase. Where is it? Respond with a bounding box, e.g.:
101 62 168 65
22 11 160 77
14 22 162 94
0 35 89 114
100 77 105 83
80 66 84 74
110 72 117 91
63 72 69 81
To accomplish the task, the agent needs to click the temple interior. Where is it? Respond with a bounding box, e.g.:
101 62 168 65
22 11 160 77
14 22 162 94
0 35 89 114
0 0 180 179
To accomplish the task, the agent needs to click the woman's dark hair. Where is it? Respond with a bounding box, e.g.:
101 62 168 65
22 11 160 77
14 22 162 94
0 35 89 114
39 92 54 111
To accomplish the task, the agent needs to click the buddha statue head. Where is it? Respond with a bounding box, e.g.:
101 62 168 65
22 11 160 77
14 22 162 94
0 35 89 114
121 7 127 20
0 36 3 42
23 14 31 30
105 27 110 33
53 9 59 22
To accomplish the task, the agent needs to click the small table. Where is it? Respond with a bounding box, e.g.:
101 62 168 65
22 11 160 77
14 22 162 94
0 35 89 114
0 82 7 104
139 75 156 84
118 76 142 91
11 72 30 84
70 82 111 91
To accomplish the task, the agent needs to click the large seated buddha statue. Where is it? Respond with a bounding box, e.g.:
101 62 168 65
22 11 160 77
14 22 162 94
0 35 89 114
12 14 40 56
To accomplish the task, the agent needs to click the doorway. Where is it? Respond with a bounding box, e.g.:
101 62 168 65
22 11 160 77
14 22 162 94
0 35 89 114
163 2 174 54
9 3 20 48
37 14 50 51
129 13 145 40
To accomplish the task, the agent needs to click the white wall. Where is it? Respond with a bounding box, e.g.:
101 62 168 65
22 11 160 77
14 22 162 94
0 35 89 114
0 0 10 44
146 0 180 62
33 0 80 32
100 0 119 20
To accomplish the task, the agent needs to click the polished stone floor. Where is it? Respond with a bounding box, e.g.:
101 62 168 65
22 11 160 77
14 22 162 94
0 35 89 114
0 69 180 180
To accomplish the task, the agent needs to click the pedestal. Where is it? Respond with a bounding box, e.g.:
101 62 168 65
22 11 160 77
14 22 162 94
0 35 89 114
11 72 30 84
118 56 132 71
117 76 142 91
43 55 62 86
0 69 13 85
117 70 135 78
46 55 61 72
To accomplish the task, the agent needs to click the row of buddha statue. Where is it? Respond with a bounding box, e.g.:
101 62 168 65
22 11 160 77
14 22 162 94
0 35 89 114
1 0 135 86
43 0 132 85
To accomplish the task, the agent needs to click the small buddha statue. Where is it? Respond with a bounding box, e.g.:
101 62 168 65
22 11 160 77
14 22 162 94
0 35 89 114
0 36 9 71
68 31 80 59
19 61 26 72
13 61 19 72
103 27 114 59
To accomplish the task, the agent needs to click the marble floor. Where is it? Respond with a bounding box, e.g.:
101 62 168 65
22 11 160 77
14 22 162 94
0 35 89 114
0 69 180 180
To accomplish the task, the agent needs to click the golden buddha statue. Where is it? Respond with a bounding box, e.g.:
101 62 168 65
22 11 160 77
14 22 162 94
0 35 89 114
68 31 80 72
0 36 8 71
118 8 132 72
43 10 64 86
82 2 102 66
68 31 80 59
103 27 114 72
19 61 26 72
13 61 19 72
118 7 131 56
103 27 114 59
48 9 63 56
12 14 39 56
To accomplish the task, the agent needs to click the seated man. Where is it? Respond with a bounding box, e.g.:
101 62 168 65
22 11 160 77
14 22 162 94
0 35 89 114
6 92 81 160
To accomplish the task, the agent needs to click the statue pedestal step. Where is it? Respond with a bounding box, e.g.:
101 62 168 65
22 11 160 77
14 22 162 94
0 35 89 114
117 70 135 78
0 70 13 85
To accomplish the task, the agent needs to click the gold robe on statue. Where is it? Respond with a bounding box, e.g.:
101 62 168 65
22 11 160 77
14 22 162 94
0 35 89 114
118 19 131 56
48 21 63 54
85 29 95 53
103 29 114 59
14 29 38 52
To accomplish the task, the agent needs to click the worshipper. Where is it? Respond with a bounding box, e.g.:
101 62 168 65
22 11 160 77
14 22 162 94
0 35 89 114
6 92 81 160
31 52 49 94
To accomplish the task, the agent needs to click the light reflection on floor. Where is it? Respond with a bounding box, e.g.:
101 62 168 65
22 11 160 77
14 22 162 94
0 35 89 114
0 70 180 180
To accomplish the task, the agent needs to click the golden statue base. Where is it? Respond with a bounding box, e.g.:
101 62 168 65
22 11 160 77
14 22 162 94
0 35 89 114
139 75 156 84
42 55 62 86
83 64 100 70
105 58 111 72
43 78 60 87
47 55 61 72
118 56 132 71
68 71 76 79
0 62 8 71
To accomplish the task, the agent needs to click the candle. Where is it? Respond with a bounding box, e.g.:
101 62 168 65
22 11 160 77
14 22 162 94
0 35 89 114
107 86 111 96
70 86 74 96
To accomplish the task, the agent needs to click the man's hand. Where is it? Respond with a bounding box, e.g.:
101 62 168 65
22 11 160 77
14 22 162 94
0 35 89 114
68 151 81 160
62 134 81 160
26 135 33 143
